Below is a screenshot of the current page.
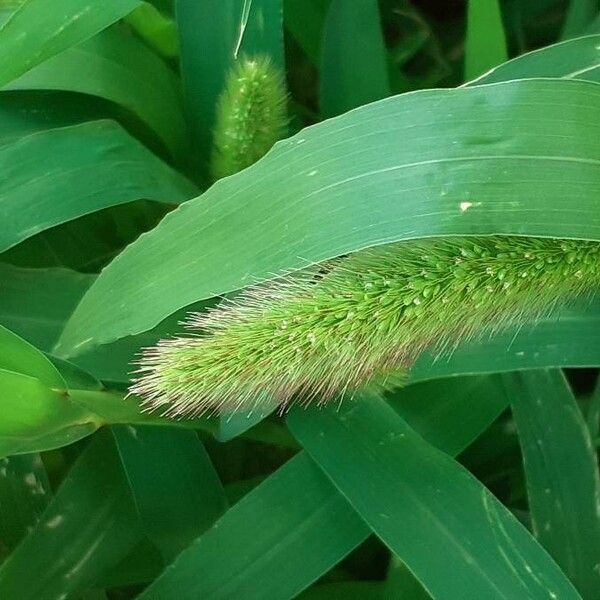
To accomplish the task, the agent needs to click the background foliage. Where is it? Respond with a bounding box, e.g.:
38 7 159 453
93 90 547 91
0 0 599 598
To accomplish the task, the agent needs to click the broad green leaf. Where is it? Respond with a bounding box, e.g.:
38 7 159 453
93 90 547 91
320 0 389 117
112 425 227 560
507 369 600 598
57 78 600 355
0 431 144 599
0 0 140 87
4 25 189 162
472 34 600 85
0 453 51 560
0 120 196 253
0 369 99 457
176 0 284 177
0 325 65 388
138 452 370 600
287 394 582 599
464 0 508 80
562 0 599 39
0 263 93 351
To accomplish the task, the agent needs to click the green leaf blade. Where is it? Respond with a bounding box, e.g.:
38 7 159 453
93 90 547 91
465 0 508 80
287 394 583 599
0 0 140 87
320 0 390 117
0 431 143 600
0 264 94 351
0 453 51 560
0 120 196 253
507 369 600 598
4 26 190 162
57 78 600 355
0 325 65 388
112 425 227 561
138 452 369 600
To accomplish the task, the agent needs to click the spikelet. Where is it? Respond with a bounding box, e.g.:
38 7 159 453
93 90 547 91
210 55 287 180
130 236 600 417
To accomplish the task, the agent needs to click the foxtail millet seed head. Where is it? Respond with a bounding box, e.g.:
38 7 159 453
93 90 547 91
210 55 288 181
130 236 600 417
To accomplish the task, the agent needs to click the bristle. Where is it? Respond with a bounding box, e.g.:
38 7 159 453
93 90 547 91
210 55 288 180
129 236 600 417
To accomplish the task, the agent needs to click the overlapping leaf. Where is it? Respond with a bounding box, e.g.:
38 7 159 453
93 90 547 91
57 77 600 355
0 120 196 253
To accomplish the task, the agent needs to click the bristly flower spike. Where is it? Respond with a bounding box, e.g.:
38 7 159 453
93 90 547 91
210 55 288 181
130 236 600 417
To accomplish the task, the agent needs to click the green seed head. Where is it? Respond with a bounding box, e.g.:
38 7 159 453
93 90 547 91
210 55 288 180
130 236 600 417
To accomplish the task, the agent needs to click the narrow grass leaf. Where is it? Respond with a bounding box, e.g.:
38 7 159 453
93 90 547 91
0 120 196 253
320 0 390 117
586 13 600 33
48 356 102 391
138 452 370 600
298 581 388 600
57 79 600 355
465 0 508 80
0 453 51 560
124 2 178 58
388 374 510 456
287 394 582 600
0 430 144 600
587 378 600 440
506 369 600 598
0 325 65 388
0 0 140 87
0 88 122 144
95 538 163 588
284 0 331 66
384 555 431 599
4 25 189 162
562 0 599 39
471 34 600 85
217 397 283 443
0 264 94 351
112 425 227 561
139 370 522 599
